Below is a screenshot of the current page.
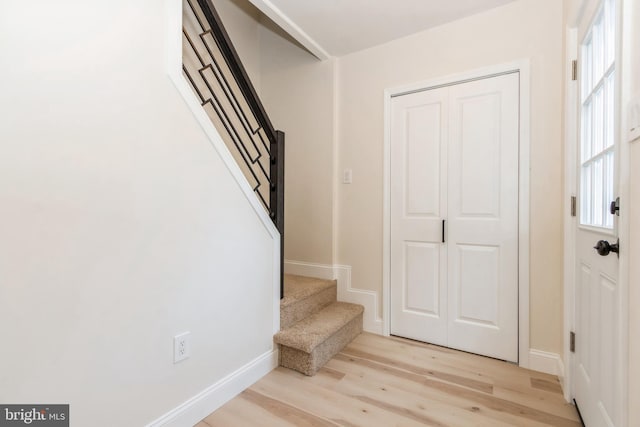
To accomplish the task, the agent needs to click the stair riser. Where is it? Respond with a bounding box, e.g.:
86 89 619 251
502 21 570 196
280 286 336 329
279 312 363 376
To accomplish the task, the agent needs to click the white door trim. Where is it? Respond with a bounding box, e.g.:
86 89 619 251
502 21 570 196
617 1 632 424
563 27 579 403
382 60 531 368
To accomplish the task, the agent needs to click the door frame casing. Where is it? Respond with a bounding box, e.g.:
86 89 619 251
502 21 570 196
382 60 531 368
563 27 579 403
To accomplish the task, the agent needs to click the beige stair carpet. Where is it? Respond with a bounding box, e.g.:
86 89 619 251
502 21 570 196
280 274 336 329
275 301 363 376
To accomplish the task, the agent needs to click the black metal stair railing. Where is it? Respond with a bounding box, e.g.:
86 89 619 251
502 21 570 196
182 0 285 298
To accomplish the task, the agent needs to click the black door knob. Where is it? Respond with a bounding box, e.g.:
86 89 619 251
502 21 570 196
594 240 619 256
610 197 620 216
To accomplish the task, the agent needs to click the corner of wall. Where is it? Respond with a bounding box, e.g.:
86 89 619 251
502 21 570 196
331 56 340 265
284 260 383 334
529 349 565 379
147 350 278 426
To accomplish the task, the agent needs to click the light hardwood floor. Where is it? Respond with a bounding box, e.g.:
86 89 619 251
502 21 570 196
196 333 581 426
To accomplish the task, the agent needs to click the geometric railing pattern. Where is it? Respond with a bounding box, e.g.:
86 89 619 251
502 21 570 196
182 0 285 297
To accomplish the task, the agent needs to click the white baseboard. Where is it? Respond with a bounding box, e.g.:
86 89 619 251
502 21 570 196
147 349 278 427
557 356 566 394
529 349 565 378
284 260 384 335
284 260 335 280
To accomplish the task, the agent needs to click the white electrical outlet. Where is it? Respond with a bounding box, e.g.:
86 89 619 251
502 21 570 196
174 332 191 363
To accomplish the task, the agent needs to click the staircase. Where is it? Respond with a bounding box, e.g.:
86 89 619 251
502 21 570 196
275 275 364 376
182 5 361 369
182 0 285 298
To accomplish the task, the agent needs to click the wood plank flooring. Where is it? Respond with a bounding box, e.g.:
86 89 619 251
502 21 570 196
196 333 580 426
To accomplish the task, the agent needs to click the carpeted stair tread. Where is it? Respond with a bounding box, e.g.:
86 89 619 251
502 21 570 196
281 274 336 308
276 274 364 376
280 275 337 329
274 301 364 353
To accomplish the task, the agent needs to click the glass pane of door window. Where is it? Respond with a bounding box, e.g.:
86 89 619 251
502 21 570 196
593 87 604 154
594 157 604 226
605 151 614 228
605 71 615 148
579 0 615 229
593 16 604 80
582 38 593 100
605 0 615 67
581 164 592 225
582 101 592 162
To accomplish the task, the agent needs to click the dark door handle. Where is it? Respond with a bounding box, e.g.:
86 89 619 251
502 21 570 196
594 239 619 257
442 219 445 243
610 197 620 216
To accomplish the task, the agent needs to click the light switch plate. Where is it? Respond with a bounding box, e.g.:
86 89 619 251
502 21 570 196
628 97 640 143
343 169 353 184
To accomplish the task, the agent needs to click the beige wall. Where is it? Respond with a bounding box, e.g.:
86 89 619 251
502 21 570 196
336 0 565 354
259 23 336 265
216 0 337 265
214 0 263 92
0 1 277 425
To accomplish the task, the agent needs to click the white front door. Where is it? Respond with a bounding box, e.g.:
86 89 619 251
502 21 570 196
390 72 520 362
574 0 621 425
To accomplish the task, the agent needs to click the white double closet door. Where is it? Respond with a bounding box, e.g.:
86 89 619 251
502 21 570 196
390 72 519 362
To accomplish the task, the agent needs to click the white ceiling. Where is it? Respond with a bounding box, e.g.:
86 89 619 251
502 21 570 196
250 0 516 58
